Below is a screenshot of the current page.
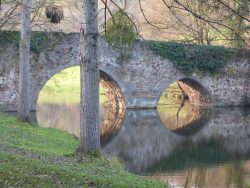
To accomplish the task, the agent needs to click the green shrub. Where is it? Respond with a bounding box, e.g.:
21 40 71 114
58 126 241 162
104 10 138 60
146 40 238 74
0 30 48 54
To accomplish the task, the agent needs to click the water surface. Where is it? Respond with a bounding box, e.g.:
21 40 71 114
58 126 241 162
36 103 250 188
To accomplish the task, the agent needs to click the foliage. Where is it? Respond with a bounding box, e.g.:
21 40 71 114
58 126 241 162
104 10 138 61
146 40 237 74
0 113 167 188
0 30 49 54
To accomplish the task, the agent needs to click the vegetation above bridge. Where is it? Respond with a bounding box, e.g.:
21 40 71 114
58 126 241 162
146 40 238 75
0 30 242 75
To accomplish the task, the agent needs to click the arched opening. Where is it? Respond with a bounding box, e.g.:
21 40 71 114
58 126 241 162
157 78 211 135
36 66 125 146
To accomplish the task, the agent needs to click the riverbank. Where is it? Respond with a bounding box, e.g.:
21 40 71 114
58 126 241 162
0 113 167 188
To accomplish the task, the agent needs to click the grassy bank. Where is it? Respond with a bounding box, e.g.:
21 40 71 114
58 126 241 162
0 113 166 188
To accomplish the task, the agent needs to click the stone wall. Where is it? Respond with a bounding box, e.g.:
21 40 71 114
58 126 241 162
0 33 249 111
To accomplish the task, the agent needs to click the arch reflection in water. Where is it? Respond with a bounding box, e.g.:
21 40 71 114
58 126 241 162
157 79 211 135
36 104 125 146
36 66 125 146
103 107 250 188
158 101 211 136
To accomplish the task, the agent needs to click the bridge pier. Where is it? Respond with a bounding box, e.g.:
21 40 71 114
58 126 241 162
126 99 158 109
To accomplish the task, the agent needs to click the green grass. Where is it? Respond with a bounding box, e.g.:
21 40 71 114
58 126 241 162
0 113 167 188
0 113 78 155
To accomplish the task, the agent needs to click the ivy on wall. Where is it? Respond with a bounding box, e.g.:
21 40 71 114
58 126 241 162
146 40 238 74
1 30 239 74
0 31 48 54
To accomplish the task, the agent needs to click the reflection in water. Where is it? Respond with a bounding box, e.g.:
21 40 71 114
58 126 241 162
157 80 211 136
157 101 211 136
36 103 250 187
150 161 250 188
36 104 125 146
102 107 250 188
100 105 125 146
37 66 126 146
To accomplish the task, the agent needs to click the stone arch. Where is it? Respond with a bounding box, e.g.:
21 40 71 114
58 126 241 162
34 66 126 145
100 70 126 110
32 66 126 111
99 70 126 146
157 77 211 107
177 78 211 106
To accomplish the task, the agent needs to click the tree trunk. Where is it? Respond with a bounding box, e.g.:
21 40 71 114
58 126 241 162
79 0 100 152
18 0 31 121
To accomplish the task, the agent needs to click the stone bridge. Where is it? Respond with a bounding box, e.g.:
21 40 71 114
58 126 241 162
0 33 249 111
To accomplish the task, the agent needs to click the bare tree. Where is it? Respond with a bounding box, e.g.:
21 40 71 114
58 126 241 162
79 0 100 152
227 0 250 47
164 0 250 46
0 1 20 30
136 0 249 46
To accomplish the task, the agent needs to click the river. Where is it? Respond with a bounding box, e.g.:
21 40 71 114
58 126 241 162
35 102 250 188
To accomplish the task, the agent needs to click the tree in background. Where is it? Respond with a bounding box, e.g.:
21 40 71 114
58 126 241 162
0 0 20 30
227 0 250 48
173 0 220 44
138 0 249 47
1 0 249 47
18 0 32 121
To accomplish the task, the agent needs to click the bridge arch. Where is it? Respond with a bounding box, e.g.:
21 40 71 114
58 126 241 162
32 65 126 111
157 77 212 107
35 65 126 146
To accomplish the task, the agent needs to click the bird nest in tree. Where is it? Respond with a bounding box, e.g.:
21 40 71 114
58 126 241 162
45 5 64 24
